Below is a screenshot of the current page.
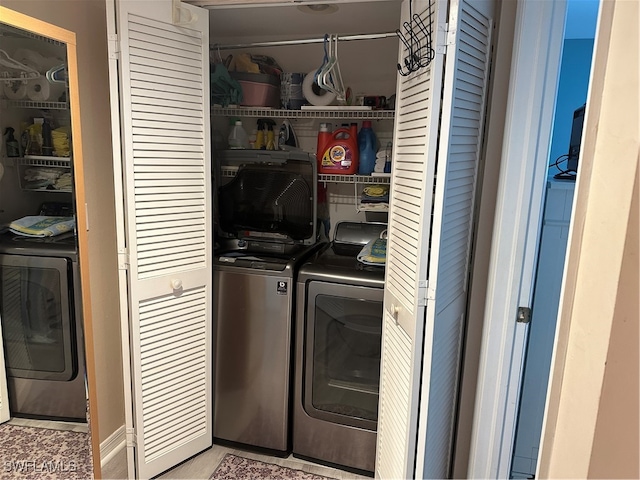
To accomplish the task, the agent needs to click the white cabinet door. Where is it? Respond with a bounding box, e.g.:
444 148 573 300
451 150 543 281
107 1 212 478
0 314 9 424
378 0 493 477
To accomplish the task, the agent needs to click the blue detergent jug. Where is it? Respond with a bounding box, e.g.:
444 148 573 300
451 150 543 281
358 121 377 175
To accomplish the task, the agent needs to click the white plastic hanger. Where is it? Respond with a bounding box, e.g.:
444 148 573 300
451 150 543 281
316 34 345 101
0 49 40 82
314 34 331 90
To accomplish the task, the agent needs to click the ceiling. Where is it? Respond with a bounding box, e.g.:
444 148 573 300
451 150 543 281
205 1 402 44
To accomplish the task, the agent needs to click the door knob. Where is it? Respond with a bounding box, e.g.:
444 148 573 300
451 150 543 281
390 303 400 324
171 279 183 291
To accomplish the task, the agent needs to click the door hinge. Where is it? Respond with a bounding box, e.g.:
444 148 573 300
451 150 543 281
436 21 458 55
125 427 136 448
118 248 129 270
108 33 119 60
517 306 532 324
418 280 433 306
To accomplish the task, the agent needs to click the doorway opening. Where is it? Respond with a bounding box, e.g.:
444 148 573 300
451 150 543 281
510 1 599 478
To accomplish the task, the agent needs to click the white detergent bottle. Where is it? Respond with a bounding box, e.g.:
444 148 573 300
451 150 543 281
228 119 249 149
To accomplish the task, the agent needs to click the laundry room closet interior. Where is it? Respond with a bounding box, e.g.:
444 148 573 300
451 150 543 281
208 1 400 237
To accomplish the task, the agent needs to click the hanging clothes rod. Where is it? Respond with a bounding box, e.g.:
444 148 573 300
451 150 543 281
211 32 396 50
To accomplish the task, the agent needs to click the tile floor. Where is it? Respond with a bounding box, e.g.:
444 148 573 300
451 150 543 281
103 443 371 480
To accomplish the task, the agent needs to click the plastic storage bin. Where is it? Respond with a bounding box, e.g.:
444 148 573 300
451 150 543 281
231 72 280 108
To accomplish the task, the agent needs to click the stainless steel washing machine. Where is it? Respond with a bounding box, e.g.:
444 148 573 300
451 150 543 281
0 232 86 421
213 150 322 455
293 222 387 475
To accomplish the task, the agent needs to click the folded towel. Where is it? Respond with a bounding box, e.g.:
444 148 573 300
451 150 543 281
24 168 61 182
54 172 73 190
9 216 75 237
361 184 389 203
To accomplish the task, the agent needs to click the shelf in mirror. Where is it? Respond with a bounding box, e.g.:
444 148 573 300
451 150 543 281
5 156 73 193
3 99 68 110
0 22 65 46
18 155 71 168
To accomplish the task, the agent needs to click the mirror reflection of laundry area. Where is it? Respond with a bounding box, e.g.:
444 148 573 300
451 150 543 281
0 21 92 475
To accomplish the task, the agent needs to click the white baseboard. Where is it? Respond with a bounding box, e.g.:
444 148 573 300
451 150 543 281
100 424 126 467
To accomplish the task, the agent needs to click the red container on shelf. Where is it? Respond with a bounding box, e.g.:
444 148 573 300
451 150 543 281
317 123 359 175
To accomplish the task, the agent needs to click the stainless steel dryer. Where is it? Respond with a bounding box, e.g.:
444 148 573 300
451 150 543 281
213 149 322 455
0 232 86 421
293 222 387 475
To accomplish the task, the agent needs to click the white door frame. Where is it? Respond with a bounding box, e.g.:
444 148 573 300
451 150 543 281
466 0 567 478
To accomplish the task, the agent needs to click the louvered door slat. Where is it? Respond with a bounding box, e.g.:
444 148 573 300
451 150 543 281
133 126 204 138
134 157 203 165
139 237 204 252
130 80 201 98
132 109 204 124
129 55 202 75
128 37 201 61
131 88 203 105
132 103 203 118
142 354 204 384
111 1 211 477
129 24 201 50
138 227 205 241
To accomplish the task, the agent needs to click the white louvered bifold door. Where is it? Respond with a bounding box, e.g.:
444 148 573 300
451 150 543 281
377 0 493 478
377 0 448 478
0 315 9 424
416 0 493 478
110 1 212 478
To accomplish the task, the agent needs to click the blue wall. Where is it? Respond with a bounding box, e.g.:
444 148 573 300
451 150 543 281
548 38 595 173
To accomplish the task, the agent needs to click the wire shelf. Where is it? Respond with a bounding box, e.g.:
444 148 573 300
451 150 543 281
5 100 69 110
219 166 391 184
19 155 71 168
15 156 72 193
319 174 391 184
0 25 66 47
212 106 395 120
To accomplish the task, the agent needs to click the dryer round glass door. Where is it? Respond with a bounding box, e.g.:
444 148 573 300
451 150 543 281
304 281 383 431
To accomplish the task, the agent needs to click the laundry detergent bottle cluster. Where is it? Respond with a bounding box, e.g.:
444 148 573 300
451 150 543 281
316 123 359 175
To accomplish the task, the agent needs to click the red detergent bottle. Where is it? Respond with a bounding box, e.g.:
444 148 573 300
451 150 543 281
317 123 359 175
